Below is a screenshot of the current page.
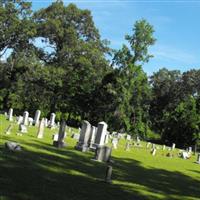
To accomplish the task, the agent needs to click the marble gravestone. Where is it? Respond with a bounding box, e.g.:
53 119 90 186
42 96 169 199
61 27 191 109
8 108 13 121
75 120 91 152
94 146 112 162
94 121 108 147
53 121 66 148
89 126 97 149
37 118 45 139
22 111 29 126
34 110 41 126
49 113 56 128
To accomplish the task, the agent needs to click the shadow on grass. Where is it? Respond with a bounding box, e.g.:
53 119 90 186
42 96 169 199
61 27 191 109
0 139 200 200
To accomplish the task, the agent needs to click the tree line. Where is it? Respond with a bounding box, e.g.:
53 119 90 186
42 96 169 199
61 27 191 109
0 0 199 148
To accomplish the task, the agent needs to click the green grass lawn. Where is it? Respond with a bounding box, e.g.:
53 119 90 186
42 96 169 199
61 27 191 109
0 114 200 200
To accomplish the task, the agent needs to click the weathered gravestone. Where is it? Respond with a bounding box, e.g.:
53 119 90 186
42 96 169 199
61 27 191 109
22 111 29 126
19 124 27 133
49 113 56 128
162 145 166 150
112 138 118 149
75 120 91 152
172 143 176 150
28 117 33 126
5 141 21 151
53 121 67 148
94 121 108 148
17 116 23 125
37 118 45 139
7 108 13 121
89 126 97 149
125 142 131 151
146 142 151 148
126 134 131 141
151 148 156 156
94 146 112 162
105 165 112 183
34 110 41 126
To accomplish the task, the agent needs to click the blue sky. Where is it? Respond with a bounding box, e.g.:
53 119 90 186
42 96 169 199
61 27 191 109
32 1 200 75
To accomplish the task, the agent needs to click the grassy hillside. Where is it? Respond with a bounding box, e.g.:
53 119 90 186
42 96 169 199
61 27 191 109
0 114 200 200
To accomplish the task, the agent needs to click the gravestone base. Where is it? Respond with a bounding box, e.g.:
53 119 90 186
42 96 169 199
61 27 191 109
53 141 66 148
94 146 112 162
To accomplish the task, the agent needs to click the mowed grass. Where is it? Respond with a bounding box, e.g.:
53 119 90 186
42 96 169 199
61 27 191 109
0 114 200 200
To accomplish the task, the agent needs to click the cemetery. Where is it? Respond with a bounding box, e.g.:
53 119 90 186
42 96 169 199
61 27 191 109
1 1 200 200
0 112 200 200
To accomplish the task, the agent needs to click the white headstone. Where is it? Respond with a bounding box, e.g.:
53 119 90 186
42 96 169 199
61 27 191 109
126 134 131 141
172 143 176 150
37 118 45 139
152 148 156 156
22 111 29 126
28 117 34 126
8 108 13 121
146 142 151 148
112 138 118 149
19 124 27 133
94 121 108 146
17 116 23 125
89 126 97 147
49 113 56 128
53 121 66 148
34 110 41 126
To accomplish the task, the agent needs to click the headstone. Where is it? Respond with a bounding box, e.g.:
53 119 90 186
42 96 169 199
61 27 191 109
7 108 13 121
44 118 48 127
52 133 59 141
19 124 27 133
125 142 130 151
5 142 21 151
172 143 176 150
37 118 45 139
53 121 66 148
146 142 151 148
34 110 41 126
182 151 190 159
49 113 56 128
17 116 23 125
94 121 108 147
5 125 12 135
94 146 112 162
105 165 112 183
112 138 118 149
152 143 156 149
89 126 97 148
151 148 156 156
22 111 29 126
188 147 192 153
162 145 166 150
126 134 131 141
196 153 200 164
75 120 91 152
28 117 34 126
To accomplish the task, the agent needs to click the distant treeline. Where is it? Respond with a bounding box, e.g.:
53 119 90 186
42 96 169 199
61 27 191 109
0 0 199 148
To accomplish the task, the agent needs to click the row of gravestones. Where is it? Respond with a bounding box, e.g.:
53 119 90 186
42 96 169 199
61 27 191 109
6 108 59 132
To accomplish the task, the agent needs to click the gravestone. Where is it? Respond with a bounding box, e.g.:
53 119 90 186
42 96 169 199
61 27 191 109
19 124 27 133
37 118 45 139
172 143 176 150
105 165 112 183
8 108 13 121
89 126 97 148
5 125 12 135
53 121 67 148
112 138 118 149
52 133 59 141
75 120 91 152
126 134 131 141
34 110 41 126
5 142 21 151
188 147 192 153
162 145 166 150
105 132 109 144
94 121 108 147
151 148 156 156
44 118 48 127
152 143 156 149
17 116 23 125
28 117 33 126
196 153 200 164
125 142 130 151
22 111 29 126
94 146 112 162
49 113 56 128
146 142 151 148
